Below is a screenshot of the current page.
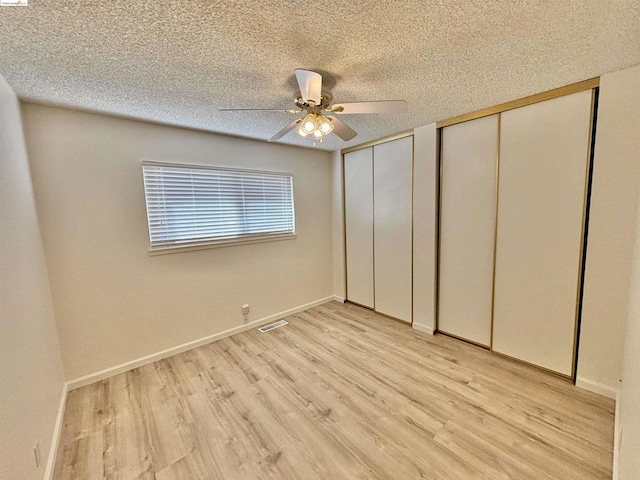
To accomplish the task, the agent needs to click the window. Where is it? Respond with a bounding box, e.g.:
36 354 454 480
142 162 295 253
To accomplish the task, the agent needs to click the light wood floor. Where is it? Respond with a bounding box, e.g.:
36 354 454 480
54 301 615 479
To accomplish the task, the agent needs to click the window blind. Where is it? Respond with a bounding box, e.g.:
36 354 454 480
142 162 295 248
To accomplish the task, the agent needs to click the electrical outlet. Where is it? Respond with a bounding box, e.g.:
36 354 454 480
242 304 250 316
33 440 41 468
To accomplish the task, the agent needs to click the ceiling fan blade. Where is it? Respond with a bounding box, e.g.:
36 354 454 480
328 116 357 141
295 69 322 105
220 108 299 113
331 100 408 114
269 119 302 142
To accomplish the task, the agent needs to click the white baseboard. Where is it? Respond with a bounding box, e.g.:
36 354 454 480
44 382 68 480
67 296 335 391
575 376 618 399
412 322 434 335
331 295 345 303
612 387 621 480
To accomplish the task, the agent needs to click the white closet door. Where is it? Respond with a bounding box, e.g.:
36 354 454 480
344 147 374 308
439 115 499 346
493 90 592 376
374 137 413 323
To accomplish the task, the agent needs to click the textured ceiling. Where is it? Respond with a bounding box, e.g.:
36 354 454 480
1 1 639 151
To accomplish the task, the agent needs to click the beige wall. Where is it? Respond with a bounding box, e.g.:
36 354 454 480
22 104 333 381
331 150 345 299
619 191 640 479
0 77 65 478
412 124 438 332
578 64 640 397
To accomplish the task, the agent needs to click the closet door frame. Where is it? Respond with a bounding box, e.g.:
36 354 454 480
342 131 414 323
434 78 600 382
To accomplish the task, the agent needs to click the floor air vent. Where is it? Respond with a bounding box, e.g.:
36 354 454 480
258 320 288 333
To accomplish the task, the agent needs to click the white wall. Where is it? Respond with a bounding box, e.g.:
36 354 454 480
619 191 640 479
578 64 640 397
22 104 334 381
412 124 438 333
0 77 65 479
331 150 345 300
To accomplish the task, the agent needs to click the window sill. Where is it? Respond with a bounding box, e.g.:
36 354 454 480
148 233 297 256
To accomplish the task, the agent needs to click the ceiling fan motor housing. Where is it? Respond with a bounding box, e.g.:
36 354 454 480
295 92 333 112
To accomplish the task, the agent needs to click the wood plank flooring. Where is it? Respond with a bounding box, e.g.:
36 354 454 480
53 301 615 479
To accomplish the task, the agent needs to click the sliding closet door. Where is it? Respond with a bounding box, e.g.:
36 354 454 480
439 115 499 346
492 90 592 376
344 147 375 308
374 137 413 322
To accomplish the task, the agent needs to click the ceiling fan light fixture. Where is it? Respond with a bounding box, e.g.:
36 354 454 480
301 113 318 134
297 113 334 139
318 116 334 134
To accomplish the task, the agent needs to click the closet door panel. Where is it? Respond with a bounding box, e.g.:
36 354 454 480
439 115 499 346
492 90 592 376
344 148 374 308
374 137 413 322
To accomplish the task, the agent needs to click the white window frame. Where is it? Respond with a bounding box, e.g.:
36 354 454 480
142 161 296 255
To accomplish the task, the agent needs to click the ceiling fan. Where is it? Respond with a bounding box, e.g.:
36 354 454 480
220 69 407 143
